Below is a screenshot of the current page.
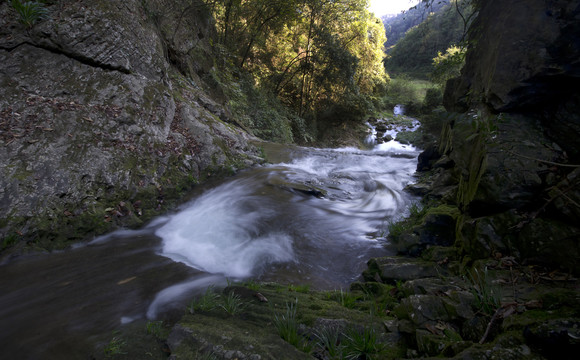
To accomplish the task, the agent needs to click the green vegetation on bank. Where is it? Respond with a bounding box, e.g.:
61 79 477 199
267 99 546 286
102 265 579 359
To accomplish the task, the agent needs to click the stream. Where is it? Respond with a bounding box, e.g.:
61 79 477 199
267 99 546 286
0 115 421 359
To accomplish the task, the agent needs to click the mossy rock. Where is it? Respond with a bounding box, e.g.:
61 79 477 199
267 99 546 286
363 256 444 285
169 283 399 359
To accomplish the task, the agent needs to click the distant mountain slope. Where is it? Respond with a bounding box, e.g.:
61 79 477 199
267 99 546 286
384 0 472 77
382 0 450 52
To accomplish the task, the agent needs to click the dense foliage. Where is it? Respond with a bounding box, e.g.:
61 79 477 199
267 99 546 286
203 0 389 141
384 0 474 78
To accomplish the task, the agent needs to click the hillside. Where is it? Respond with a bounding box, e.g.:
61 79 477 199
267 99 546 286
384 0 473 77
382 0 450 51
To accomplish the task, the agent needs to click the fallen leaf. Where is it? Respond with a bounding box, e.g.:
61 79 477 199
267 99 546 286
117 276 137 285
254 292 268 302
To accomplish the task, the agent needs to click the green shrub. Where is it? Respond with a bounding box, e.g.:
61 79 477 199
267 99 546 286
431 45 466 86
326 289 358 309
385 201 428 239
422 87 443 112
288 284 310 294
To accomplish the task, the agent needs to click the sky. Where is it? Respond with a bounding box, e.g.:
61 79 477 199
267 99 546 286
369 0 421 16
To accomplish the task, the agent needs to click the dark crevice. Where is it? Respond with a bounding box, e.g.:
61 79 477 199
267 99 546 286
0 41 132 75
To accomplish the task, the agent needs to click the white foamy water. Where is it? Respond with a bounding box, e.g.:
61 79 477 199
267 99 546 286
156 180 296 278
155 132 421 287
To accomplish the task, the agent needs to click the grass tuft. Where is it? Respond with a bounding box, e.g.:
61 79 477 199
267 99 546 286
467 267 501 316
314 325 343 359
188 285 220 313
220 290 246 316
103 331 127 357
343 326 384 360
273 299 299 344
145 320 164 338
10 0 49 28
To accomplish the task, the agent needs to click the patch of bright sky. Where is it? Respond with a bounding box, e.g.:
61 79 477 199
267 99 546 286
369 0 421 16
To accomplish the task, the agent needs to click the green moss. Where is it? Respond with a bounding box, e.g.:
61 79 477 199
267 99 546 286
1 232 20 250
540 289 580 311
10 166 33 181
424 204 460 219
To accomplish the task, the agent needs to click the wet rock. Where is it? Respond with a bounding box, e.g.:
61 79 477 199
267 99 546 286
417 143 441 171
388 208 458 256
473 117 561 211
462 316 491 342
523 319 580 360
458 169 580 273
421 245 460 263
433 155 454 170
444 0 580 157
415 213 456 247
415 329 472 357
266 177 327 198
548 167 580 224
375 123 388 132
395 295 454 325
400 277 465 297
460 211 521 261
395 290 475 329
363 256 442 284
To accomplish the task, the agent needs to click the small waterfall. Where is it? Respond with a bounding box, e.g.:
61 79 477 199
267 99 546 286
365 105 421 149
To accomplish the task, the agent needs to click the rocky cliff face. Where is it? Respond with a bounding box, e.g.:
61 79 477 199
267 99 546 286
0 0 261 252
419 0 580 274
445 0 580 159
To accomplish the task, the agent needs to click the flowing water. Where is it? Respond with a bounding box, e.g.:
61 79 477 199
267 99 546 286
0 116 420 358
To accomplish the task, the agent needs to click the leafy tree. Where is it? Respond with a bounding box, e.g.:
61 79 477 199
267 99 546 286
431 45 466 86
205 0 390 139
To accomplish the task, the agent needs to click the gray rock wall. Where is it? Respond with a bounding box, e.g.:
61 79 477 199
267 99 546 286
444 0 580 159
0 0 260 250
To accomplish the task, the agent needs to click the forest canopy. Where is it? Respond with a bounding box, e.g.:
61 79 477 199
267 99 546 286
202 0 389 138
